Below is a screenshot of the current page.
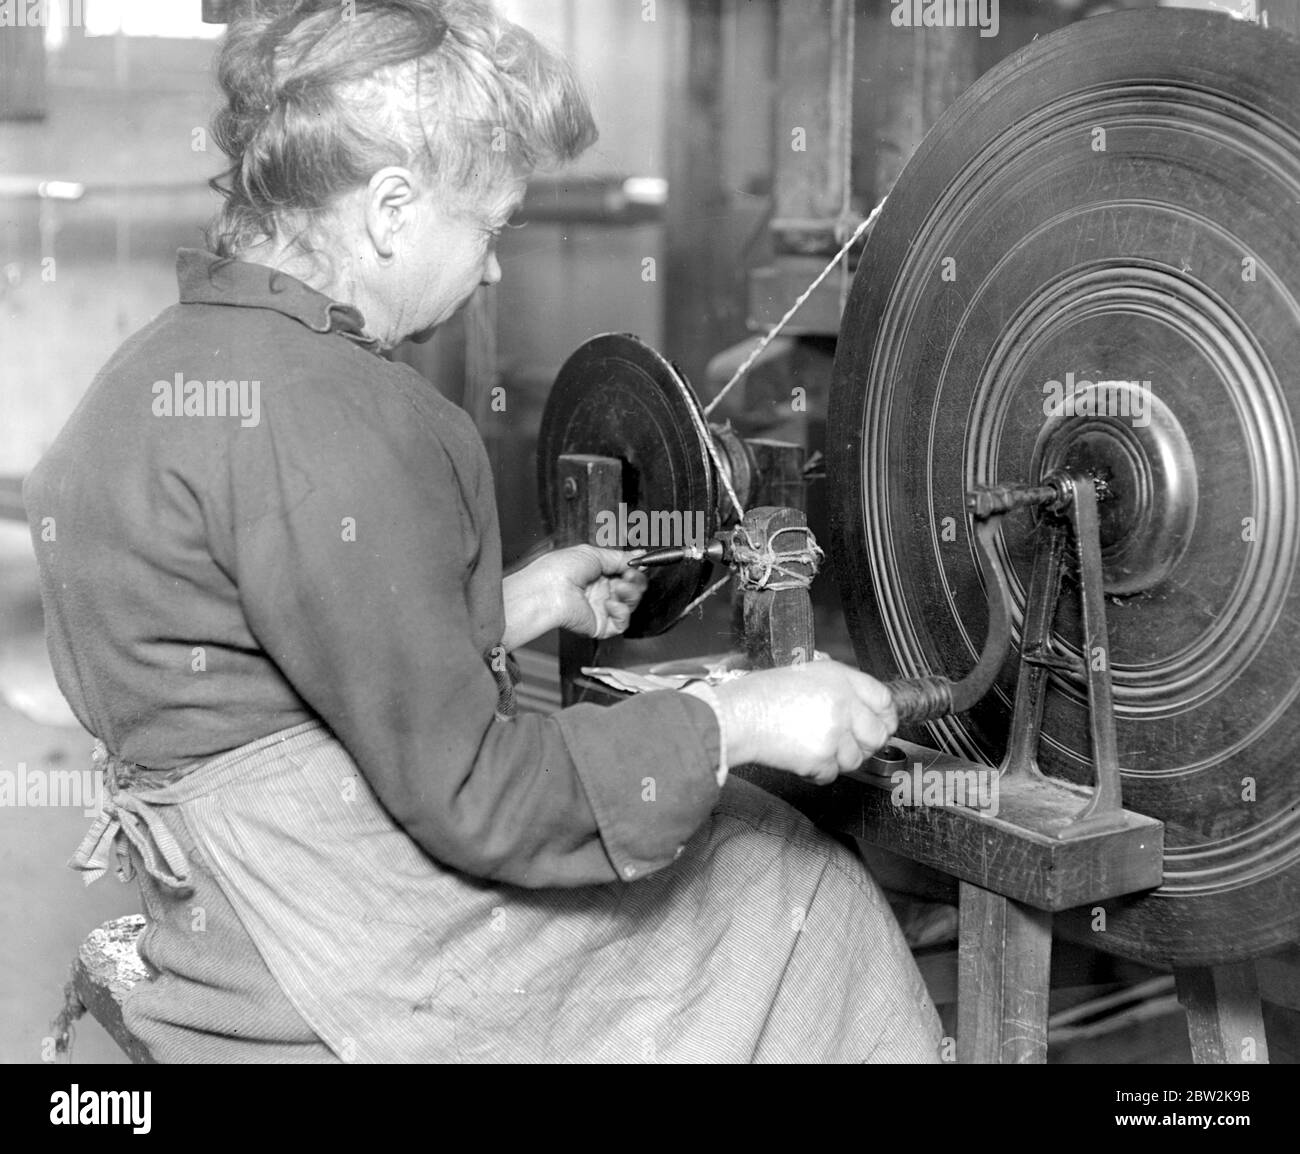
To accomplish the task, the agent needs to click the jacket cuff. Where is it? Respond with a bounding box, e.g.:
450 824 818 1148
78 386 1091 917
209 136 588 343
678 682 729 788
554 691 721 882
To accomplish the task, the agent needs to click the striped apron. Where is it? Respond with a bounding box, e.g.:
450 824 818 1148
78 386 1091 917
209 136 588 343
72 721 942 1063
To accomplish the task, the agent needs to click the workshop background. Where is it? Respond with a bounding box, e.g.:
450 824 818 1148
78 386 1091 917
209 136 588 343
2 0 1297 1065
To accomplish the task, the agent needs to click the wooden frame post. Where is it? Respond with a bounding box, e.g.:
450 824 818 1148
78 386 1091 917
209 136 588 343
957 883 1054 1063
555 454 622 706
1175 962 1270 1065
740 505 816 669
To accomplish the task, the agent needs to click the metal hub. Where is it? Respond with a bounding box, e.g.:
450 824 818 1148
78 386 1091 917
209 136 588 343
1031 383 1197 597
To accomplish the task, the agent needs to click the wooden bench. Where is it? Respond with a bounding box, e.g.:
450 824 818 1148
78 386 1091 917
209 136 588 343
60 915 153 1064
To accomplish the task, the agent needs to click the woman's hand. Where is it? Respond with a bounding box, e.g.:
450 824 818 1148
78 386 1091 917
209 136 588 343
543 546 648 640
709 661 899 785
501 546 647 651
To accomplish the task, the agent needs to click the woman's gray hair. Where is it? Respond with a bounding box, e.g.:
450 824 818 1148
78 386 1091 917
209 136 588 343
207 0 598 257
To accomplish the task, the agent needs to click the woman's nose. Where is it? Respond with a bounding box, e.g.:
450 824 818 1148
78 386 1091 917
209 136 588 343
482 252 502 287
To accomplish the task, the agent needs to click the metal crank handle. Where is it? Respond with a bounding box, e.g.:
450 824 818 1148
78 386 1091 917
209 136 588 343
887 675 957 726
882 515 1014 725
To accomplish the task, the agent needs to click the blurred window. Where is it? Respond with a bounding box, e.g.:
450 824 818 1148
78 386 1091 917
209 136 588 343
84 0 223 38
43 0 223 50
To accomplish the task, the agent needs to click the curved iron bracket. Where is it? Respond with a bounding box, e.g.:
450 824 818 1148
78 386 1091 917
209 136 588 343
886 490 1024 726
882 472 1128 838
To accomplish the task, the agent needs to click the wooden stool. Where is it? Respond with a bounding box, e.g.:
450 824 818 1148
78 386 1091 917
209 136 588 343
61 915 152 1063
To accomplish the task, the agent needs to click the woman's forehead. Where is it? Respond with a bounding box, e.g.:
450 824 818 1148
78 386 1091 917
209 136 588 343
481 183 528 225
430 177 526 229
497 181 528 213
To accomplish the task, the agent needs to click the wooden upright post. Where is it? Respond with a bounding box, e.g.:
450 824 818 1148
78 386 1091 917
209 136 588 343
555 454 623 706
0 21 47 122
771 0 855 255
957 883 1054 1063
664 0 732 386
871 22 978 203
738 506 816 669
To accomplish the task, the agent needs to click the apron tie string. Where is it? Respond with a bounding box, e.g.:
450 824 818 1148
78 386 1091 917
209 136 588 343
68 741 194 895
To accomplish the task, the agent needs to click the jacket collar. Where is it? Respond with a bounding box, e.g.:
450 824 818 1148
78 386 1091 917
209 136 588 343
176 248 382 354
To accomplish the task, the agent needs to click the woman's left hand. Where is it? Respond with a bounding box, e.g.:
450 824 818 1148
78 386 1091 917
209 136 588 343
545 546 648 640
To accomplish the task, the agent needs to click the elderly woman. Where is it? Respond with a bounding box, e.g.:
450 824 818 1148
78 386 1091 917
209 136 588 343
25 0 940 1062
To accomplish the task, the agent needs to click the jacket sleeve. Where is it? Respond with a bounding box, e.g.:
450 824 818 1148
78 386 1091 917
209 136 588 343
220 372 721 888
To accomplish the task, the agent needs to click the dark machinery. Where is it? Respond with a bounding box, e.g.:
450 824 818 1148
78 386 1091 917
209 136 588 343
540 8 1300 1061
539 335 722 637
829 6 1300 974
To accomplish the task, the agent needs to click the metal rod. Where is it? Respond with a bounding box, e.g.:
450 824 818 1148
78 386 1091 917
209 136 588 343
630 539 728 568
1058 473 1127 834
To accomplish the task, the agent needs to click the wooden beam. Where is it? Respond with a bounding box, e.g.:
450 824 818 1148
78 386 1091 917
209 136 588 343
664 0 730 386
733 739 1163 912
771 0 855 253
871 23 978 202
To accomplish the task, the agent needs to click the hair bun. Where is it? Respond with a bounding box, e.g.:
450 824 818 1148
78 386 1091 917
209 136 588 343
206 0 594 261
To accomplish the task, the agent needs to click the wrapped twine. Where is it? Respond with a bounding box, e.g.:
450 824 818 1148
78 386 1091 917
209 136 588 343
731 523 824 593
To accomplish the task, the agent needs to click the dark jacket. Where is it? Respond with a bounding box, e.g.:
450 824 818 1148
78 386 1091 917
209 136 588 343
24 249 721 888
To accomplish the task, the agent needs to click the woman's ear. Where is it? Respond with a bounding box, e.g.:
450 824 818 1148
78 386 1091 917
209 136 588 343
364 167 419 260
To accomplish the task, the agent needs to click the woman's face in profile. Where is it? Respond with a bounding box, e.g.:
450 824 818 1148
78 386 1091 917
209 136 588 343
395 178 527 344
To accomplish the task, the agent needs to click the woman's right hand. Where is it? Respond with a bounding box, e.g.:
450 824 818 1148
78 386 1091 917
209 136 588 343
709 662 899 785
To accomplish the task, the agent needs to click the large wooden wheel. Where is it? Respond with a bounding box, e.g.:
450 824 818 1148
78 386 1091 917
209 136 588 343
828 9 1300 967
